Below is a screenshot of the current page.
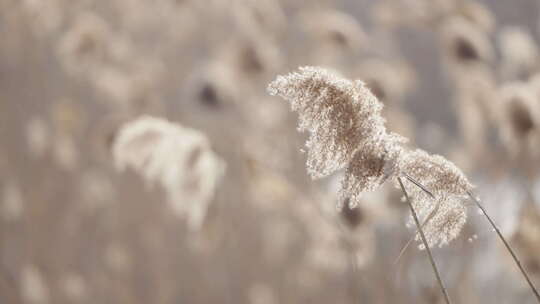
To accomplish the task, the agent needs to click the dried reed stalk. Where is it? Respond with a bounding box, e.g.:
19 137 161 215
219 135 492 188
405 174 540 303
398 177 452 304
467 191 540 303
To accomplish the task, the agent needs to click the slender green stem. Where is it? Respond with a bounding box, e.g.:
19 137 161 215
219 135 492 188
398 177 451 304
468 191 540 303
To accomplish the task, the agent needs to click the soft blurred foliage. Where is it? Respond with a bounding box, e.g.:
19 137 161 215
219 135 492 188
1 0 540 303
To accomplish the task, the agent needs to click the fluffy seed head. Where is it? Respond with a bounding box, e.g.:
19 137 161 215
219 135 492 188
341 133 406 207
398 149 473 248
400 149 473 196
269 66 472 248
267 66 387 178
421 195 468 248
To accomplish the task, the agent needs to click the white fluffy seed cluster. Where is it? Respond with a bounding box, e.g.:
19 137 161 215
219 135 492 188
113 116 225 230
268 66 390 179
268 66 473 248
342 133 405 208
399 149 473 248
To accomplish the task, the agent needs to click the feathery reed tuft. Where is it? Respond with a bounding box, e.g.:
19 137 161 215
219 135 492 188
112 116 225 230
399 149 473 248
267 66 393 179
341 133 405 208
269 66 473 248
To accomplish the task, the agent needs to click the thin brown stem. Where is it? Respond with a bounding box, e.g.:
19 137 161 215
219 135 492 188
398 177 451 304
394 196 442 265
404 173 435 199
467 191 540 303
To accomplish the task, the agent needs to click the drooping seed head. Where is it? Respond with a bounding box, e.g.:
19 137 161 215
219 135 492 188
267 66 387 179
341 133 406 207
398 149 473 248
269 66 473 248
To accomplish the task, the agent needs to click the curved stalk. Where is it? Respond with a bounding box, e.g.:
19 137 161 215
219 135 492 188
468 191 540 303
398 177 452 304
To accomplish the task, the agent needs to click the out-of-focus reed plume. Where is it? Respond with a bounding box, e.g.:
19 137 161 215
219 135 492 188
112 116 225 230
26 117 49 159
438 12 497 166
57 9 163 112
187 63 240 109
20 265 49 304
511 202 540 282
1 181 24 222
453 67 498 161
58 12 112 75
440 17 493 68
498 82 540 162
499 27 540 80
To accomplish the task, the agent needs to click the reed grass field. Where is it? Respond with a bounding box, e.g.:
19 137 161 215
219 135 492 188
2 0 540 303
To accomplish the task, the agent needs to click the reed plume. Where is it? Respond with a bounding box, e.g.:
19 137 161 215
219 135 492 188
268 66 540 304
112 116 225 230
398 149 472 248
267 66 402 183
268 66 470 245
